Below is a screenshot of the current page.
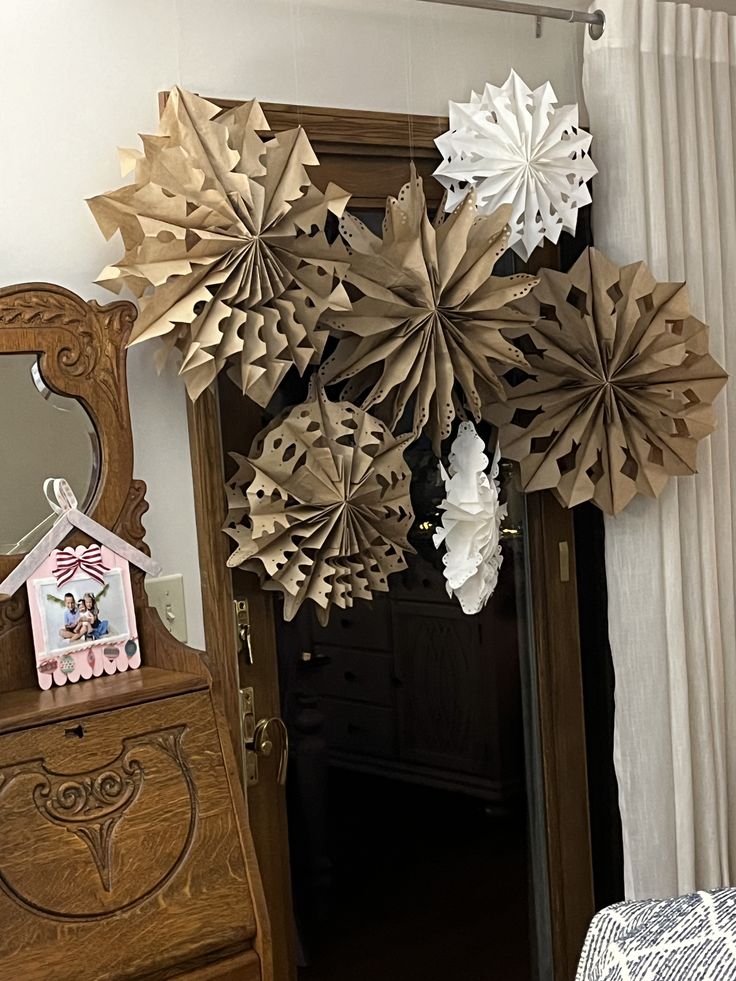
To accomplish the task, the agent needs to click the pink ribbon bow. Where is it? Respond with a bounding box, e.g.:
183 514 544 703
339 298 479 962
52 545 109 588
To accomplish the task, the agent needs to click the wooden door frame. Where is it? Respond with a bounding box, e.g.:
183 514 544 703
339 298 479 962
188 383 295 981
184 98 594 981
526 492 595 978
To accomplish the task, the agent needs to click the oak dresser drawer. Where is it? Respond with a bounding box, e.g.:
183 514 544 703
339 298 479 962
0 689 256 981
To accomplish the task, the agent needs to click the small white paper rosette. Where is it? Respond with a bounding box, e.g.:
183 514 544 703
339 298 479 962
434 70 597 260
433 422 507 615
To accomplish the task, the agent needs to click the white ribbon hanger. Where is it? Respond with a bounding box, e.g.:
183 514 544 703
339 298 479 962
0 478 162 601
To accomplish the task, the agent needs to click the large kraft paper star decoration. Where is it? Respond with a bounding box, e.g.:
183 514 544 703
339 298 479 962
489 247 728 515
224 387 414 624
319 166 539 454
89 87 350 403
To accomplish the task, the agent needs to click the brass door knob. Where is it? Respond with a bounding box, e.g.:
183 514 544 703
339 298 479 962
250 717 289 785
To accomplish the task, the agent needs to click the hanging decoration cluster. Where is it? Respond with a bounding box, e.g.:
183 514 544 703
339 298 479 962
488 249 728 515
88 87 350 403
433 422 506 615
92 85 727 622
434 71 597 261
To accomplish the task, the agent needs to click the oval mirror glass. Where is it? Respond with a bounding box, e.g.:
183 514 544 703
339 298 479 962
0 354 100 554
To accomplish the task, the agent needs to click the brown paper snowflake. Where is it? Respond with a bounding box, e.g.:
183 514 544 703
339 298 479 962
318 166 538 453
224 389 414 623
89 87 350 403
489 248 728 515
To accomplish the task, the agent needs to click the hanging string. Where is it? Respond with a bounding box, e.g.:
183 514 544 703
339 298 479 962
429 0 444 123
508 10 520 275
289 0 304 128
571 19 585 121
403 0 416 162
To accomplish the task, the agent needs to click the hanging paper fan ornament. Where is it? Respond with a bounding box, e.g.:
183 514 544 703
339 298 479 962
89 87 350 403
488 247 728 515
434 71 597 261
433 422 506 615
320 166 538 454
224 387 414 624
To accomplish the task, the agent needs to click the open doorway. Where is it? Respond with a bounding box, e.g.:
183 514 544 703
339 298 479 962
293 775 529 981
275 450 540 981
263 205 552 979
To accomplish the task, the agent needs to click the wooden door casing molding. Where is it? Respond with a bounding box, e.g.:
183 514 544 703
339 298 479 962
187 375 296 981
184 98 595 981
219 377 298 981
159 92 447 210
526 492 595 979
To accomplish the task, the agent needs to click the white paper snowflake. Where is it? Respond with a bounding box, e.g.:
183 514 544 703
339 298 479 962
433 422 507 615
434 71 597 260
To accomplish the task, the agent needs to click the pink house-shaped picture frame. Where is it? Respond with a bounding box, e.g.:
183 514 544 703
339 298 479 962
0 479 161 690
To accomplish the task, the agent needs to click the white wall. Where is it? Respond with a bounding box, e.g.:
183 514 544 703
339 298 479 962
175 0 586 112
0 0 589 648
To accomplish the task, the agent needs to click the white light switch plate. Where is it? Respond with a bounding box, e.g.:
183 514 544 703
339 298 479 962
146 574 187 644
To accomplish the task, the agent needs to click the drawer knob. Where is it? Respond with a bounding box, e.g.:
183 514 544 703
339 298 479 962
301 651 331 667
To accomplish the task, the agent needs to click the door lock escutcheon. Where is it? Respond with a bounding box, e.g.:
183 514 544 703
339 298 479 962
239 686 289 788
234 599 253 664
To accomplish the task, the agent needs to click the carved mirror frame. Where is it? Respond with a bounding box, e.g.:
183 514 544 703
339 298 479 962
0 282 153 691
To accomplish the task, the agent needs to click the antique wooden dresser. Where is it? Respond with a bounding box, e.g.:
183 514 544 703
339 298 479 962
0 283 270 981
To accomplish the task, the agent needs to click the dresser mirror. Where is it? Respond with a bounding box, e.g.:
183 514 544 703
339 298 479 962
0 354 99 554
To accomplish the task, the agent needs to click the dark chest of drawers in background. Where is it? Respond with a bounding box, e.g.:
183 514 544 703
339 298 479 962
282 550 525 807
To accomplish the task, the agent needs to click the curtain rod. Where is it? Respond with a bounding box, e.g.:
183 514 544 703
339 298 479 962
417 0 606 38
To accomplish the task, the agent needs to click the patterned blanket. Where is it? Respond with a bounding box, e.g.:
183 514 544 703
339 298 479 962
577 888 736 980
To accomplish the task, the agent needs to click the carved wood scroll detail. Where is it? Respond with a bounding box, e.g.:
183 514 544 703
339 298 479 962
0 594 28 634
33 759 145 892
0 287 133 436
0 726 197 919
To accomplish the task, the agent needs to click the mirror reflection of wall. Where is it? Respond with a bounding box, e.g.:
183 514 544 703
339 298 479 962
0 355 99 554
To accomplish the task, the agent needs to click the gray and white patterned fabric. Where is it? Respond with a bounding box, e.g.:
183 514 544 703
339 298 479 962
576 888 736 980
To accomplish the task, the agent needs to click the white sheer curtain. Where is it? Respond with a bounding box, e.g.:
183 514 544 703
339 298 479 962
583 0 736 900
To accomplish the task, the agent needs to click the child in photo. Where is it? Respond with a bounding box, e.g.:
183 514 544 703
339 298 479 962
59 593 82 641
78 595 95 636
82 592 109 640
